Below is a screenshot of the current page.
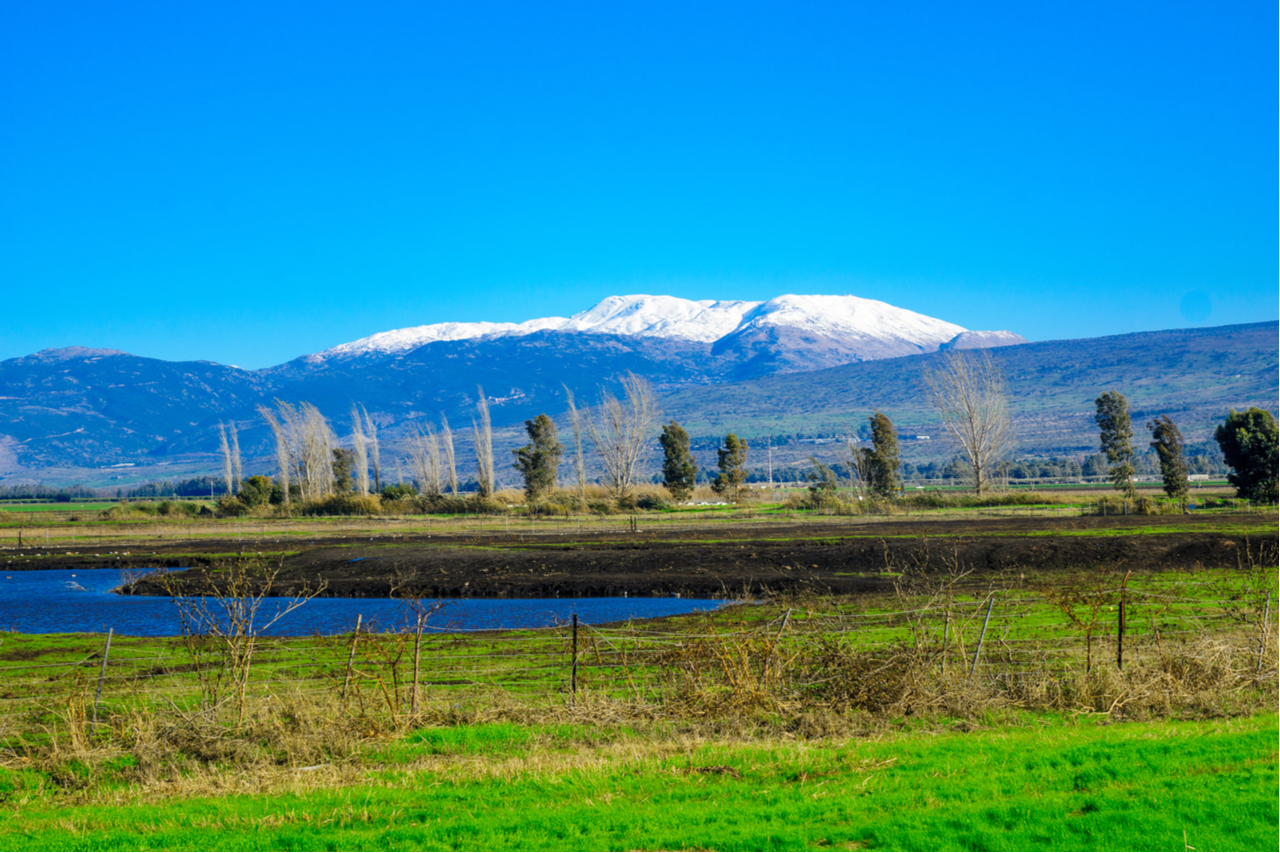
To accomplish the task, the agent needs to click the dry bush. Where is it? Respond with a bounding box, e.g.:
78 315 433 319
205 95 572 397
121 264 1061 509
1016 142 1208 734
657 633 799 718
58 690 375 787
793 639 915 713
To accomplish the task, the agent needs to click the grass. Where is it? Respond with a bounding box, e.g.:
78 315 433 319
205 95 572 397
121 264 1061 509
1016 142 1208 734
1 559 1272 714
0 505 1275 849
0 564 1274 850
0 503 123 514
0 713 1274 850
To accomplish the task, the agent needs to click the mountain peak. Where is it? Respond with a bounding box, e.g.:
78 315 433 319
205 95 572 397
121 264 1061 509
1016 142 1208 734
316 292 971 360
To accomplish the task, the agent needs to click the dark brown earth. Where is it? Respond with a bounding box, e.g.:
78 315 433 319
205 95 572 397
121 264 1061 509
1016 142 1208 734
4 514 1274 599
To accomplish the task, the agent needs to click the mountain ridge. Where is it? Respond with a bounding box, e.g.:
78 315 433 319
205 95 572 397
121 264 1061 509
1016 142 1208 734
312 293 978 362
0 314 1271 487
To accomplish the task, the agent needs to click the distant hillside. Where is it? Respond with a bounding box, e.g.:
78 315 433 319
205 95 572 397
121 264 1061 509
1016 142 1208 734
661 321 1278 458
0 321 1273 486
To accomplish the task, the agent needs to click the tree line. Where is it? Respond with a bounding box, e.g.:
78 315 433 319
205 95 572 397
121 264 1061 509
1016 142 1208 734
1094 391 1277 503
199 348 1277 513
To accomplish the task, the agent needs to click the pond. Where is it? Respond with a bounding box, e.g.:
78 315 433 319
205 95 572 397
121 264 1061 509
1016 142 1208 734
0 569 723 637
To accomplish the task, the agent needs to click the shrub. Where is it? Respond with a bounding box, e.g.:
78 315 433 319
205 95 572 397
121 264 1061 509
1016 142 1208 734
214 495 251 518
588 498 618 515
635 494 672 511
100 503 150 520
155 500 200 518
523 493 581 517
1089 495 1171 516
381 483 418 501
896 491 1052 510
294 494 383 517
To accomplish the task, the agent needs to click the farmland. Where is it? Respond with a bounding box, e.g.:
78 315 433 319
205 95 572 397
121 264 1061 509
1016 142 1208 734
0 491 1275 850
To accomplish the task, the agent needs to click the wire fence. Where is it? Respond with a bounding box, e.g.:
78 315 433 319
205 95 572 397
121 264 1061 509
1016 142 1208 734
1 579 1274 735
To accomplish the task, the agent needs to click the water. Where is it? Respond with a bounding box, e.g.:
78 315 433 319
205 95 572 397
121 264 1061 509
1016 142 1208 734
0 569 721 637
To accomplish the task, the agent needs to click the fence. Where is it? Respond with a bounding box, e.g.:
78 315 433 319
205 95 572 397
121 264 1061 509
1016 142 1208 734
1 577 1274 740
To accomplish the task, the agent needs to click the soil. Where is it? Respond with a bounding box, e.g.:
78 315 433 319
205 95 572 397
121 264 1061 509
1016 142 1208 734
4 514 1274 599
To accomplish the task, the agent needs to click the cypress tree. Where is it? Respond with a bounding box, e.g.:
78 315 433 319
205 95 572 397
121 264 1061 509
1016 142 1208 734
513 414 564 501
1095 390 1136 497
1148 415 1189 501
659 420 698 503
865 412 901 498
711 433 750 503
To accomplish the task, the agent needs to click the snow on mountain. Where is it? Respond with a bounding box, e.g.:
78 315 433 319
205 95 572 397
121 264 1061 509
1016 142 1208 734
735 295 965 344
938 330 1028 351
318 317 569 358
316 293 969 359
555 295 760 342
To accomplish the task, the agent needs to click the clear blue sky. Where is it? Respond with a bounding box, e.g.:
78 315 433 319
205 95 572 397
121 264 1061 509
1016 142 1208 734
2 1 1274 369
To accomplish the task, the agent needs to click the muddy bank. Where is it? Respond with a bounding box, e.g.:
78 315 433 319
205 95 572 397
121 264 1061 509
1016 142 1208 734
108 523 1276 599
4 515 1273 599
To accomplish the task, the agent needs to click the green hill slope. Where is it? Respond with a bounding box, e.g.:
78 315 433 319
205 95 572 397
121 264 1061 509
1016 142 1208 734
659 321 1277 458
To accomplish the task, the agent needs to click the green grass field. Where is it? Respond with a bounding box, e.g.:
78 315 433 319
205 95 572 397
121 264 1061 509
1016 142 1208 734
1 713 1274 851
0 502 122 513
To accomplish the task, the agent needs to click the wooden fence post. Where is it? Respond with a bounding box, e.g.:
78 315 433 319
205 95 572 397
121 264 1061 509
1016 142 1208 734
342 614 362 703
762 608 792 682
1260 593 1272 674
969 598 994 679
570 613 578 702
1117 569 1132 670
942 610 950 675
89 628 113 739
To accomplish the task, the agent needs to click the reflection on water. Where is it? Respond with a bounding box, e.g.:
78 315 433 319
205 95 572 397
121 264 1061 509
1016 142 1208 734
0 569 721 636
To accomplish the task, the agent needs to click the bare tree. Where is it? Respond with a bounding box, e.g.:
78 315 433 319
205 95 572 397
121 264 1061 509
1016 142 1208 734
258 400 336 501
924 349 1013 495
563 385 588 499
391 569 449 716
296 403 336 500
409 426 444 496
258 405 291 504
424 425 443 496
217 422 234 496
584 373 658 501
161 558 326 727
845 436 872 498
473 387 495 497
360 405 381 494
350 404 369 497
230 423 242 492
441 414 458 496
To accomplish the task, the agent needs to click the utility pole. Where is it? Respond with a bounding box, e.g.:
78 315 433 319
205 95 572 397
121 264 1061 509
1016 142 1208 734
767 436 774 501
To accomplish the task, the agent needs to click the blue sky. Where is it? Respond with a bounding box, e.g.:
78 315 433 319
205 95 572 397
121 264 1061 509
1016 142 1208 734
1 1 1274 369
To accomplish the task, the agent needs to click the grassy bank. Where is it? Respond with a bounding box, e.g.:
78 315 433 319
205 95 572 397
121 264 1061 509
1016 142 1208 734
1 712 1275 851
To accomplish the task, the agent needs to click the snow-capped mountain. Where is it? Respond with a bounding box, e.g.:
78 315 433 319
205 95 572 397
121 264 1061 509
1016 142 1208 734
0 291 1037 477
316 294 969 361
939 330 1028 351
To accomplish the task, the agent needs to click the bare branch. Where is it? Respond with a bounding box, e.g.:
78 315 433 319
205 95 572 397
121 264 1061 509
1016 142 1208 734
217 422 233 496
583 373 658 501
924 349 1013 495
